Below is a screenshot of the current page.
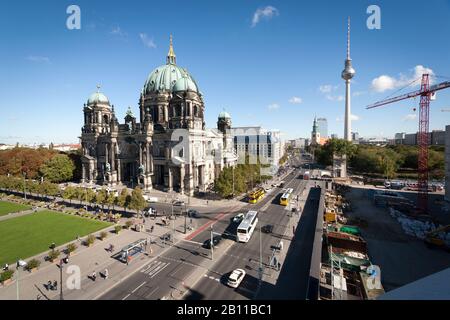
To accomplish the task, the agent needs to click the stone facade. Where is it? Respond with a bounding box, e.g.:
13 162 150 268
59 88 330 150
80 37 237 195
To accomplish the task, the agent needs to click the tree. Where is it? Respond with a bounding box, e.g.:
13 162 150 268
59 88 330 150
128 187 146 217
117 188 130 213
106 192 116 211
63 186 77 205
40 181 59 201
96 188 108 211
39 154 75 183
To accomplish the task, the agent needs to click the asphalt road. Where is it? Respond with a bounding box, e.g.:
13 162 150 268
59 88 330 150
184 168 319 300
99 153 322 300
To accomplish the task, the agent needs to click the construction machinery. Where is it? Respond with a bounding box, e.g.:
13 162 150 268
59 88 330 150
424 224 450 251
367 75 450 214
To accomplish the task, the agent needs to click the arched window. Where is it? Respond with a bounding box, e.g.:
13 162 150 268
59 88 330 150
103 115 109 124
194 105 199 117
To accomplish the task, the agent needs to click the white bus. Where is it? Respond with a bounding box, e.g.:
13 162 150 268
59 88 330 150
237 210 259 243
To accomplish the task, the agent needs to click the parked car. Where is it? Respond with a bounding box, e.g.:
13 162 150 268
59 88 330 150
173 200 185 206
227 268 246 288
203 235 222 249
144 207 157 217
187 209 200 218
261 224 274 234
231 213 245 224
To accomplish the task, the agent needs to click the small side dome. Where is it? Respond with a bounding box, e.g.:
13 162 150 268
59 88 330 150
87 91 110 106
172 76 198 92
218 111 231 119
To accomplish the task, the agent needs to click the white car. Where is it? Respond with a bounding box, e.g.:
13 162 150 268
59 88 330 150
227 268 246 288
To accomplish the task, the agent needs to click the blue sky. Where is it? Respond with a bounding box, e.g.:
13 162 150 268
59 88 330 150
1 0 450 144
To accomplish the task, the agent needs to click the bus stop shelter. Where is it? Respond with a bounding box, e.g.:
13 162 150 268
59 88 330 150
116 238 148 264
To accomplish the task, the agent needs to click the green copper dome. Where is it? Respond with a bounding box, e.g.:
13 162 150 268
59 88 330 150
143 36 199 95
87 91 110 105
218 111 231 119
172 75 198 92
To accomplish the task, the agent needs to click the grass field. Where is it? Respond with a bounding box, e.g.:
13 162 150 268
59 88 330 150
0 200 31 217
0 210 111 265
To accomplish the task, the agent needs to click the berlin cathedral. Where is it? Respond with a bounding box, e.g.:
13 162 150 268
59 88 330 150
80 36 237 195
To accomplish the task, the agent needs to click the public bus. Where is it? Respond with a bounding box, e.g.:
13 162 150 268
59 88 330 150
237 211 259 242
280 188 294 206
248 188 265 204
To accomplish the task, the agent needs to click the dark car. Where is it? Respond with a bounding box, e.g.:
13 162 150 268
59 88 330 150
187 209 200 218
261 224 274 234
203 235 222 249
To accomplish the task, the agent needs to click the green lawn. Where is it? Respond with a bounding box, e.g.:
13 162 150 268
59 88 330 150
0 210 111 265
0 200 31 216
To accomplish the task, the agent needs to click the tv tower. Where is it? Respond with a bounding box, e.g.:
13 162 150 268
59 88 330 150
341 17 356 141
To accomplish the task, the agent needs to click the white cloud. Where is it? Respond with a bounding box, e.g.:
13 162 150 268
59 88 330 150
251 6 279 27
319 85 334 93
350 114 360 121
403 114 417 121
139 33 156 48
26 55 50 64
268 103 280 110
111 26 127 37
371 65 434 93
353 91 365 97
288 97 302 104
326 95 344 102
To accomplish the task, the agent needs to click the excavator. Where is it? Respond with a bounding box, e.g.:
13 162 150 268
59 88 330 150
424 224 450 251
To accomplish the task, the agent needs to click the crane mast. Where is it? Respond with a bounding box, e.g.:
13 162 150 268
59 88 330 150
366 74 450 214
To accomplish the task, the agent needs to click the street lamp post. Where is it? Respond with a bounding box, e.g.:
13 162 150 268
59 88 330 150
59 259 64 300
210 225 214 261
259 225 263 282
184 204 187 234
23 172 26 200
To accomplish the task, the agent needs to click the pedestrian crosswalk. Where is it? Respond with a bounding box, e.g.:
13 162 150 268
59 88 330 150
140 260 170 278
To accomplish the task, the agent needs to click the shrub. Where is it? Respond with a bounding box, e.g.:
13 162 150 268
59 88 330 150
66 243 77 254
48 249 60 261
0 270 14 282
26 259 41 271
86 234 95 246
99 231 108 240
114 225 122 234
124 220 133 229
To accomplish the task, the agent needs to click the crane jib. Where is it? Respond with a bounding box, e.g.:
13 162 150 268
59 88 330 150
366 81 450 109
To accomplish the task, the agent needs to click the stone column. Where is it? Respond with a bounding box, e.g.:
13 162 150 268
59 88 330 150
81 163 86 183
168 167 173 192
117 159 121 182
111 143 115 171
180 164 185 195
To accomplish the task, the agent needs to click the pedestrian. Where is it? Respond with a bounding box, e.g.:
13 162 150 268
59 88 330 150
92 271 96 281
150 225 154 233
47 280 52 291
104 268 109 279
3 263 8 271
53 280 58 291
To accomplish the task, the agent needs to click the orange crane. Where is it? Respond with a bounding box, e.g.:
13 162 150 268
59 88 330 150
366 74 450 214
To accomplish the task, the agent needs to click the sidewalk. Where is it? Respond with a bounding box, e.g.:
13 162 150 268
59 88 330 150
0 213 192 300
260 182 311 287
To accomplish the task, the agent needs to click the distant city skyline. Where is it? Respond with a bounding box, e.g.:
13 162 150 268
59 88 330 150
1 0 450 145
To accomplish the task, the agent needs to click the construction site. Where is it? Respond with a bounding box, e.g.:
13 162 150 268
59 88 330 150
318 182 450 300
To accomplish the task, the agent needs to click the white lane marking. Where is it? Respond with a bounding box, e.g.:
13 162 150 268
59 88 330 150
149 262 170 278
147 286 159 297
181 239 203 246
122 293 131 300
132 281 147 294
141 261 161 273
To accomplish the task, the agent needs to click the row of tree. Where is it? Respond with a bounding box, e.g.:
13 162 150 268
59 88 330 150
0 175 147 215
0 147 80 183
311 138 445 179
214 161 272 198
